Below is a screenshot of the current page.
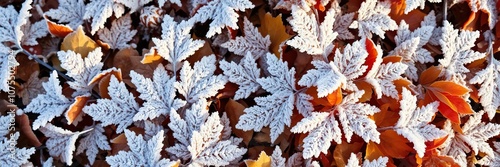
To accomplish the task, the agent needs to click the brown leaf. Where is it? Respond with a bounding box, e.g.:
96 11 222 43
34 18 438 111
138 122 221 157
65 95 90 124
61 26 98 57
113 48 159 87
225 99 253 146
258 13 291 57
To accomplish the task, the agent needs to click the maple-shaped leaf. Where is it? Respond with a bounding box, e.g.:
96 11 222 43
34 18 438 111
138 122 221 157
0 45 18 92
287 5 338 57
349 0 397 38
470 58 500 120
441 111 500 166
174 55 227 103
0 132 35 166
346 153 388 167
439 21 486 83
21 19 49 46
192 0 254 37
452 0 497 29
221 18 271 57
76 124 111 165
18 71 48 105
237 53 313 142
83 75 139 133
394 88 447 157
24 71 72 130
331 39 370 91
130 65 186 121
477 141 500 166
58 48 103 97
106 130 178 167
390 12 435 81
84 0 125 35
0 0 32 47
115 0 152 12
291 91 380 159
97 14 137 50
39 123 92 166
405 0 441 14
44 0 86 29
150 15 204 75
220 52 261 100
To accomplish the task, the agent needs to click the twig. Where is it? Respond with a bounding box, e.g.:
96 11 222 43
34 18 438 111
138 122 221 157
443 0 448 24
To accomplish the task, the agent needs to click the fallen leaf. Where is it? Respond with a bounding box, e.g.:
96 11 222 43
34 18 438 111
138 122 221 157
245 151 271 167
258 13 291 57
61 26 98 57
225 99 253 146
65 95 90 124
45 16 73 38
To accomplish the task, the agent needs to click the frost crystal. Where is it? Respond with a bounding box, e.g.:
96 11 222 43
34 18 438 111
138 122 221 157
97 14 137 49
220 52 261 100
221 18 271 57
39 124 91 166
349 0 397 38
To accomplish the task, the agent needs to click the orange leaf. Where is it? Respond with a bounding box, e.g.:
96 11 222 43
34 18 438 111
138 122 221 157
355 80 373 102
382 55 402 64
445 95 474 114
258 13 291 57
141 48 163 64
377 130 413 159
60 26 98 57
45 16 73 38
65 95 89 124
327 88 343 106
245 151 271 167
425 135 448 151
333 142 364 167
373 104 399 128
419 66 442 85
429 81 469 96
361 38 379 78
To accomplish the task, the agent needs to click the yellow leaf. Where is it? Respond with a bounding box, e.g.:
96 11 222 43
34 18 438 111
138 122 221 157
61 26 98 57
245 151 271 167
141 48 162 64
258 13 291 57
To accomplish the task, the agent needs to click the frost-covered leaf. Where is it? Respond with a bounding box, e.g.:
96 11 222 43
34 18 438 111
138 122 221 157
76 124 111 165
175 55 227 103
477 141 500 166
346 153 388 167
0 116 11 139
221 18 270 57
21 20 49 46
219 52 261 100
83 75 139 133
271 147 286 167
130 65 186 121
349 0 397 38
470 58 500 120
291 91 380 159
333 11 355 40
365 62 408 99
441 111 500 166
0 45 17 92
24 71 71 130
115 0 152 12
298 60 345 98
150 15 204 75
332 39 370 91
287 5 338 57
390 13 435 81
39 124 91 166
0 0 32 47
0 132 35 167
236 53 300 142
106 130 178 167
58 48 103 97
84 0 125 35
439 21 486 82
45 0 86 29
189 114 246 166
97 14 137 50
193 0 254 37
405 0 441 14
394 88 447 157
